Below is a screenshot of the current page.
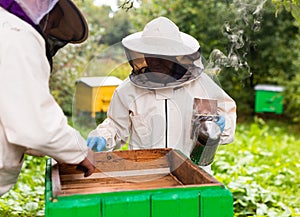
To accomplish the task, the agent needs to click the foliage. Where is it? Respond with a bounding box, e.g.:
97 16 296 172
247 1 299 84
213 118 300 216
0 156 46 217
100 10 133 45
50 45 86 116
281 34 300 123
123 0 300 25
272 0 300 24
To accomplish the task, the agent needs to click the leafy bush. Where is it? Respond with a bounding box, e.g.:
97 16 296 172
213 117 300 216
283 67 300 123
0 156 46 217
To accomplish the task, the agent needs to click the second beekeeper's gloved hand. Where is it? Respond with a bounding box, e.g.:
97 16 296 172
216 116 225 132
87 136 106 152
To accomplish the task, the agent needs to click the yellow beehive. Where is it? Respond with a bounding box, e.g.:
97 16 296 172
75 76 123 117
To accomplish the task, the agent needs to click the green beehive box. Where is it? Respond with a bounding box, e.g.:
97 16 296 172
45 148 233 217
254 84 284 114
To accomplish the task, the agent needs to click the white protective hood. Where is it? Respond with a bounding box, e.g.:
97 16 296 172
122 17 204 89
122 16 200 56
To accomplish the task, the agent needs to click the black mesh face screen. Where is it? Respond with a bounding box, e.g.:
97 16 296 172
39 0 88 57
46 35 68 57
125 48 201 79
125 48 203 88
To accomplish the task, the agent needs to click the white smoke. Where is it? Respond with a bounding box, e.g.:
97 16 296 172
206 0 267 80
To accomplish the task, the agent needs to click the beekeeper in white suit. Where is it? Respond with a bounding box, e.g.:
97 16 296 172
0 0 95 196
87 17 237 173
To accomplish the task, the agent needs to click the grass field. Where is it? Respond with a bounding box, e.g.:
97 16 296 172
0 117 299 217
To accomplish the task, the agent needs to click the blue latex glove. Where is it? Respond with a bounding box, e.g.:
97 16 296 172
87 137 106 152
216 116 225 132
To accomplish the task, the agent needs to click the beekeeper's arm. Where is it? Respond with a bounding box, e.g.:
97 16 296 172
88 88 131 151
0 24 94 174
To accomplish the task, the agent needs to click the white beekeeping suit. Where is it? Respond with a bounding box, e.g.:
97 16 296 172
88 17 237 174
0 0 94 196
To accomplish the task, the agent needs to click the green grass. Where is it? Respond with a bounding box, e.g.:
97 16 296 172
0 117 299 216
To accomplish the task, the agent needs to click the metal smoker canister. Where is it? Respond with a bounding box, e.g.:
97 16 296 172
190 115 222 166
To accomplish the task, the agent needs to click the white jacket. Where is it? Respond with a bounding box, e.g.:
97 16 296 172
90 71 236 158
0 8 88 196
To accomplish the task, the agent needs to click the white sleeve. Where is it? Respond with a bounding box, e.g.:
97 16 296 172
0 25 87 164
198 73 237 144
88 89 131 150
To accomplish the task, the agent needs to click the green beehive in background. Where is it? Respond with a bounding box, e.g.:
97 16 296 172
254 84 285 114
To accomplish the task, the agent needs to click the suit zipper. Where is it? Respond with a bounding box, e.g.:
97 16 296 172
165 99 168 148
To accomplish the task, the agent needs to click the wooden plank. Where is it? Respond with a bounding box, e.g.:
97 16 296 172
60 168 170 181
62 174 171 186
168 149 221 185
57 179 219 197
56 174 183 196
60 173 179 189
58 149 171 175
51 159 62 197
94 149 170 172
101 148 171 161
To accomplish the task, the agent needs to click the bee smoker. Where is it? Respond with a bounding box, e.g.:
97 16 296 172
190 98 222 166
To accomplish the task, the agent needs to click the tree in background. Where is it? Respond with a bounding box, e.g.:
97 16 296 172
124 0 300 120
100 11 132 45
50 0 132 116
272 0 300 24
49 0 300 123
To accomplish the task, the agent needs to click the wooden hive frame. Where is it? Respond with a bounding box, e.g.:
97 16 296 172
51 148 222 197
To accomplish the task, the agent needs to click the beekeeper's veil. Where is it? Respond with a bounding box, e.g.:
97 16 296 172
122 17 204 89
16 0 88 57
15 0 58 25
